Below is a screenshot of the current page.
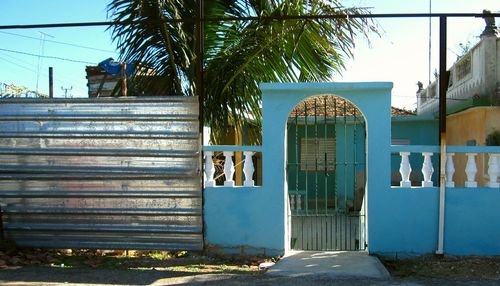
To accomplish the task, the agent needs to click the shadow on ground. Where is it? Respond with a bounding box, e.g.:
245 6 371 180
0 266 252 285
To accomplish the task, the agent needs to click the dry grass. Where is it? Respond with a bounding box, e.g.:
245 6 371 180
380 255 500 279
0 247 277 274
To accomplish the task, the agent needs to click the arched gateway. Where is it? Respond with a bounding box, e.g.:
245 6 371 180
260 82 392 253
287 95 366 250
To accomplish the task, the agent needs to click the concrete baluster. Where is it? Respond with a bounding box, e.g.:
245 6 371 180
445 153 455 187
204 151 215 187
399 152 412 187
421 152 434 187
243 151 255 187
487 154 499 188
223 151 235 187
465 153 478 188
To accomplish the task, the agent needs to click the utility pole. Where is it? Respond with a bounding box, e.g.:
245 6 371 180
48 67 53 98
61 86 72 98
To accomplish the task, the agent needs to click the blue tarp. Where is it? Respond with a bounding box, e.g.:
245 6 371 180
98 58 135 76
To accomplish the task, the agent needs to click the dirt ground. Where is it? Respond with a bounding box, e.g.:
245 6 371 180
0 247 275 273
1 248 500 285
380 255 500 280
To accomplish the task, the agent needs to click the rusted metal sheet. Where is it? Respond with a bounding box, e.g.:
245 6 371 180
0 96 202 250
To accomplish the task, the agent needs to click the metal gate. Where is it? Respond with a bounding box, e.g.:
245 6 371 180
287 95 366 251
0 96 202 250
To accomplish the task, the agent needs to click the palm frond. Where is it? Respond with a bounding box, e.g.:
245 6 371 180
107 0 379 143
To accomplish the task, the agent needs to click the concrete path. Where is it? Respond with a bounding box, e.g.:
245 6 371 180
266 251 390 279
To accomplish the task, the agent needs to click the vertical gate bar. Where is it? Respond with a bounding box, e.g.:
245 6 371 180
304 102 309 214
302 215 309 250
300 216 304 249
333 215 336 250
314 98 318 215
353 109 357 213
340 214 344 250
319 215 322 250
344 213 347 250
307 216 310 250
349 215 352 250
324 214 327 250
335 213 339 250
311 216 315 250
346 214 349 250
318 214 322 250
333 214 336 250
333 98 338 211
347 215 350 250
339 214 342 250
295 110 299 210
315 214 318 250
324 97 328 215
343 100 348 212
327 215 331 250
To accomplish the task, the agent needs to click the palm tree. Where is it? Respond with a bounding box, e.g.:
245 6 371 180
108 0 377 142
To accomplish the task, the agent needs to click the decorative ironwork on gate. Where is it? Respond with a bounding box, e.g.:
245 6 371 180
287 95 366 251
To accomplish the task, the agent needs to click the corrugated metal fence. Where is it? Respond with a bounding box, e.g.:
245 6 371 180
0 96 202 250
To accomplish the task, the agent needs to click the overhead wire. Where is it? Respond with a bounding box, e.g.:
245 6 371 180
0 51 78 83
0 55 79 89
0 31 116 53
0 51 82 93
0 47 95 64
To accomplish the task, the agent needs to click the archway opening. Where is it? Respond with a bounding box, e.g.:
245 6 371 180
286 94 367 251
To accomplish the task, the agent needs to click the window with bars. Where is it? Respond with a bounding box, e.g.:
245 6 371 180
300 138 336 171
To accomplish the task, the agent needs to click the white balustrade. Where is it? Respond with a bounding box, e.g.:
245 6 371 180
204 151 216 187
290 194 296 210
394 149 499 189
203 147 260 188
297 195 302 210
399 152 412 187
445 153 455 187
487 154 499 188
223 151 235 187
421 152 434 187
243 151 255 187
465 153 478 188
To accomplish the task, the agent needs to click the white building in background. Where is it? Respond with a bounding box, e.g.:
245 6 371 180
417 12 499 116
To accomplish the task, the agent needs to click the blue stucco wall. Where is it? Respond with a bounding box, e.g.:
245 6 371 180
204 82 500 257
204 187 284 255
445 188 500 255
204 82 392 255
391 117 439 185
373 187 439 256
374 187 500 257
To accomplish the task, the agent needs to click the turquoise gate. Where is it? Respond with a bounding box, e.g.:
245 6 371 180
287 95 366 251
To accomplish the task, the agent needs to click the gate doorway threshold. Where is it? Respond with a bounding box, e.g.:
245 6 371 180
266 250 390 279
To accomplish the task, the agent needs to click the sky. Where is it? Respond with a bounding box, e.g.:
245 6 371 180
0 0 498 109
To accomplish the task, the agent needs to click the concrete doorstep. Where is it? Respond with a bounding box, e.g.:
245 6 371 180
266 251 390 279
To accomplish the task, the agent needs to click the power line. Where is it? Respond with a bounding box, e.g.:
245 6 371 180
0 49 35 67
0 55 78 90
0 31 115 53
0 50 82 86
0 54 41 74
0 47 95 64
